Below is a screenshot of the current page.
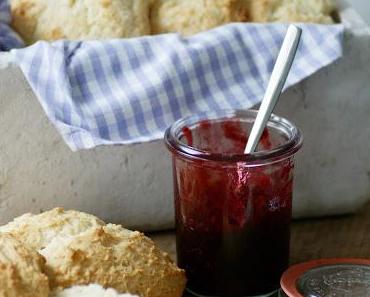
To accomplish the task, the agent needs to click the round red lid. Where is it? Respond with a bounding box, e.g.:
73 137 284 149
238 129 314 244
280 258 370 297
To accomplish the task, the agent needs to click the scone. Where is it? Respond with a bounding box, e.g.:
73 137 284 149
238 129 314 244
0 207 105 250
150 0 249 35
248 0 335 24
10 0 151 44
52 284 139 297
41 224 186 297
0 234 49 297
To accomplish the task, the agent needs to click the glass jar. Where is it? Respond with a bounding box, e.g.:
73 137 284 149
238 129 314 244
165 109 303 297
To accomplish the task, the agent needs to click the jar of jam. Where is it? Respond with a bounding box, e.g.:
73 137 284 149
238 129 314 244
165 109 303 297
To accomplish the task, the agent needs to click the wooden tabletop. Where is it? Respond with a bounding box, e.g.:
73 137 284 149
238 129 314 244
149 201 370 263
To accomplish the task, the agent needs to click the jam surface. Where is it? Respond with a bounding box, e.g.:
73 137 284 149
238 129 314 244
174 120 293 296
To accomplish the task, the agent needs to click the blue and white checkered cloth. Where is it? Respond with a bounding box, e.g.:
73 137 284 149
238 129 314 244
9 23 343 150
0 0 23 50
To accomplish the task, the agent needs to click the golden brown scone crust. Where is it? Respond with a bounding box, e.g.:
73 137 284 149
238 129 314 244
0 234 49 297
41 224 186 297
248 0 335 24
0 207 105 250
10 0 151 44
150 0 249 35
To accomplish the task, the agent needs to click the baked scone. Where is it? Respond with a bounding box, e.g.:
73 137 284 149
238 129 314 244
41 224 186 297
248 0 335 24
52 284 139 297
0 234 49 297
10 0 151 44
0 207 105 250
150 0 249 35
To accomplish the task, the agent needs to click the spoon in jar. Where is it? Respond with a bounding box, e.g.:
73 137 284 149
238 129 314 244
244 25 302 154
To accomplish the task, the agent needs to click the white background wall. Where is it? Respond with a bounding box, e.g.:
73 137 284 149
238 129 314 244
347 0 370 22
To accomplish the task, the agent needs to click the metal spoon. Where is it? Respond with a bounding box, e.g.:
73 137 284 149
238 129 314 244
244 25 302 154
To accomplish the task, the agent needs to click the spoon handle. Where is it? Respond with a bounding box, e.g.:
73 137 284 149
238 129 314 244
244 25 302 154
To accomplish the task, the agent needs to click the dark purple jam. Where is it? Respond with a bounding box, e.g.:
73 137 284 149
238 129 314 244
174 121 293 296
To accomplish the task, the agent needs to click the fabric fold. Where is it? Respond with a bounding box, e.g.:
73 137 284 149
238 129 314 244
11 23 343 151
0 0 23 50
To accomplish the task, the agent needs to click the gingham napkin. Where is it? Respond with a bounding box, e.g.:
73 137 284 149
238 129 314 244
9 24 343 151
0 0 23 50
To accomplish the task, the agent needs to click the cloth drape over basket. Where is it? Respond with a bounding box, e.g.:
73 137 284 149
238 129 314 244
0 0 343 151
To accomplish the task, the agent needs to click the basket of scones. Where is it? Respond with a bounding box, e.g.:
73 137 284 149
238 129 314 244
10 0 337 44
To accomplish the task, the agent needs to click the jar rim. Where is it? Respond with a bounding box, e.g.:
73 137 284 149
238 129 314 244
164 109 303 164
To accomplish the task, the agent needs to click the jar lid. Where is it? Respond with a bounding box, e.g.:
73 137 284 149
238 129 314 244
280 258 370 297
